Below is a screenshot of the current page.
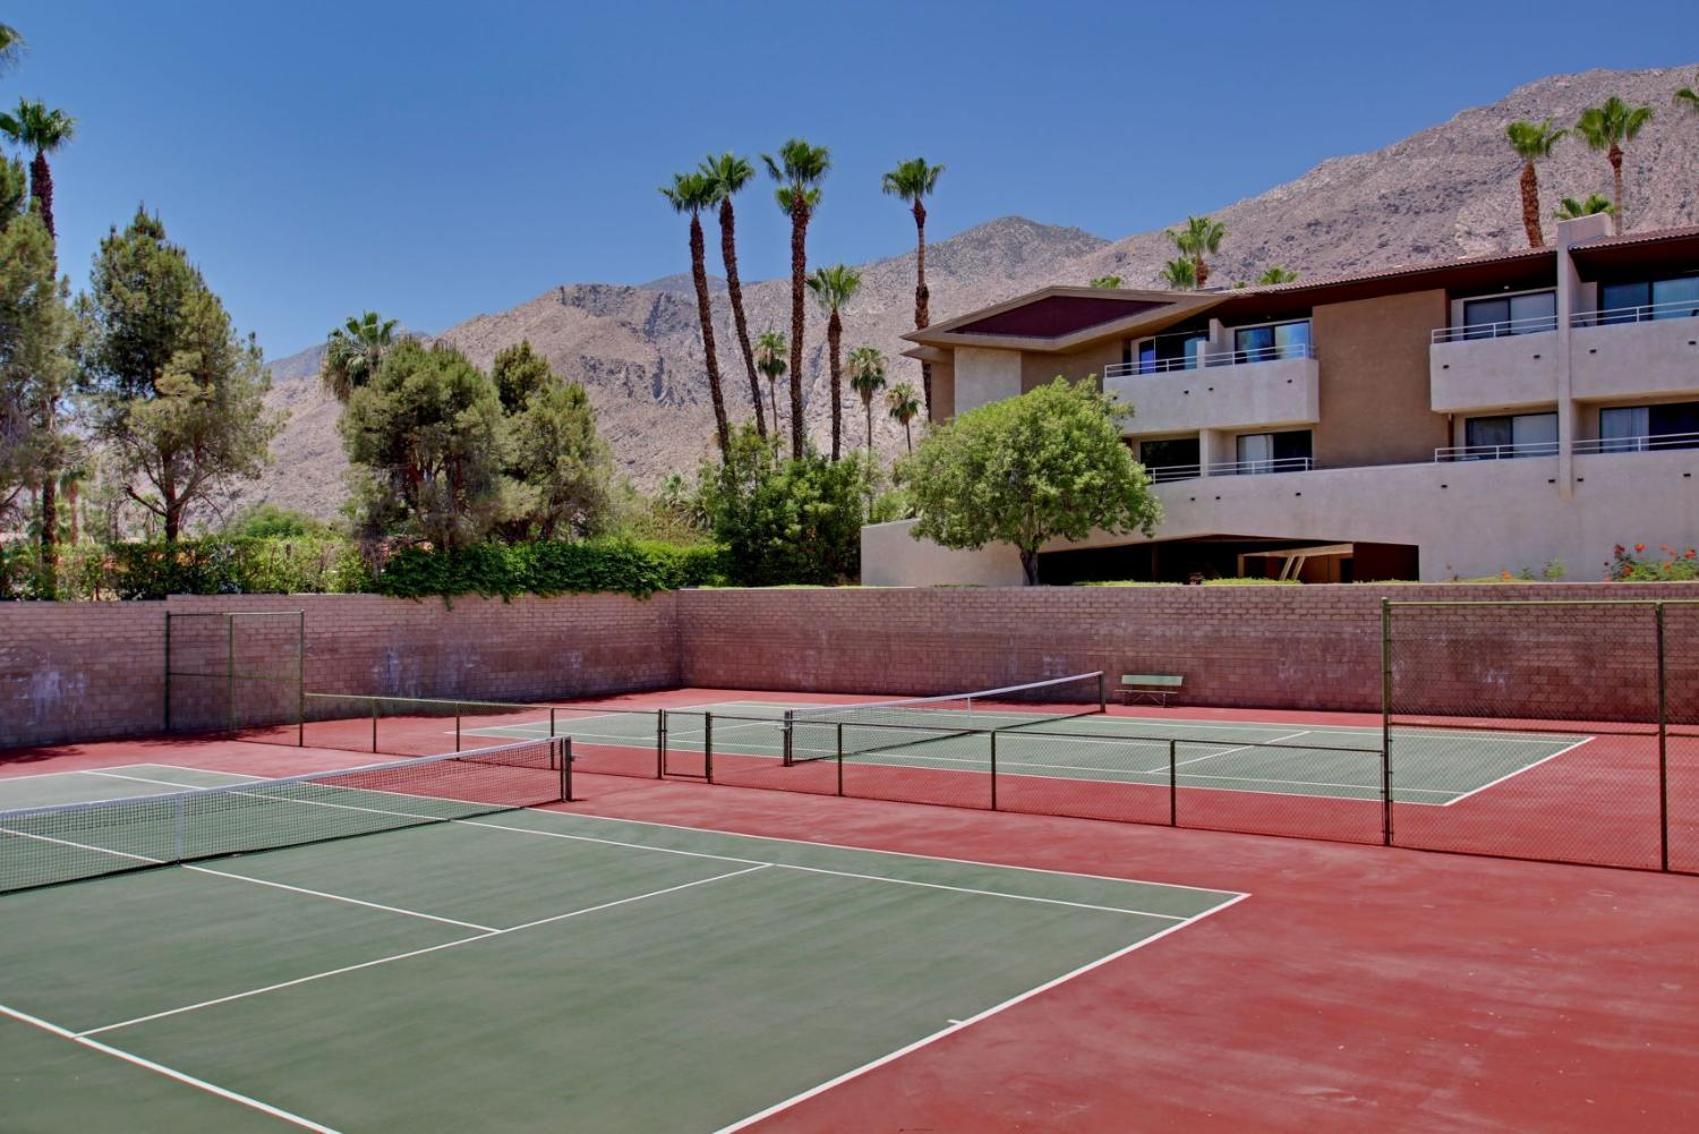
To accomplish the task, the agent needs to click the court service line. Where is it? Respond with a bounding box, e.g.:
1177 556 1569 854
182 866 499 933
79 865 770 1039
0 763 166 783
1436 736 1596 807
0 1001 341 1133
712 890 1252 1134
1143 730 1313 775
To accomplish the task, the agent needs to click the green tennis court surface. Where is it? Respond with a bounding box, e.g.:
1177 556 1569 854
0 765 1242 1133
464 702 1593 805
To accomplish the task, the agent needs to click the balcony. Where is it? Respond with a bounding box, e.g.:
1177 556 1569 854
1433 441 1558 462
1430 316 1559 414
1574 431 1699 455
1105 343 1319 435
1211 456 1314 477
1146 463 1202 483
1572 300 1699 402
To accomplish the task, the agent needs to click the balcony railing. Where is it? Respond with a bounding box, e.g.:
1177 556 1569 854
1433 441 1559 462
1103 340 1314 380
1573 298 1699 327
1212 457 1313 477
1574 431 1699 454
1431 315 1559 344
1145 463 1202 483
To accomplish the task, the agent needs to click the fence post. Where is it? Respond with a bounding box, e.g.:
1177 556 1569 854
455 703 462 753
371 697 378 754
560 736 574 802
783 710 796 767
549 706 557 739
1657 601 1669 872
1168 739 1177 827
836 722 845 797
990 731 999 810
163 611 172 733
657 710 667 779
226 613 236 736
296 610 306 747
1380 598 1394 848
704 713 714 784
1097 672 1107 714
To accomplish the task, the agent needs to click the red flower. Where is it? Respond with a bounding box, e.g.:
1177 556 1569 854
1635 543 1646 553
1687 549 1697 560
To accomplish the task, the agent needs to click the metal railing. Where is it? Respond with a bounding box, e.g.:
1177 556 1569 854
1211 456 1313 477
1573 298 1699 327
1433 440 1559 462
1431 315 1559 343
1574 431 1699 455
1103 340 1314 381
1146 463 1202 483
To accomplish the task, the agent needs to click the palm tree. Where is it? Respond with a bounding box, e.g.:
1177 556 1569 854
661 171 731 457
320 311 399 401
1166 215 1225 289
1089 274 1123 289
753 329 787 434
0 100 75 239
806 264 861 461
1575 96 1653 234
881 158 944 421
1554 193 1615 220
1505 119 1567 248
1256 266 1299 285
700 153 765 439
1159 257 1198 290
764 140 830 458
846 346 887 451
0 24 24 75
886 382 921 454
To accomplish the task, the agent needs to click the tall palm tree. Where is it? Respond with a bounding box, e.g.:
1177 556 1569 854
763 139 830 458
1166 215 1225 289
1575 96 1653 234
700 152 765 439
0 100 75 239
1256 266 1299 285
886 382 921 454
846 346 887 451
1505 119 1567 248
320 311 399 402
881 157 944 421
1554 193 1615 220
1159 257 1198 290
1089 274 1123 289
806 264 861 461
661 171 731 457
0 24 24 75
753 329 787 435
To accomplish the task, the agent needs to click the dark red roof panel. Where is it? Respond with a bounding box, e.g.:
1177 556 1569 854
952 295 1169 338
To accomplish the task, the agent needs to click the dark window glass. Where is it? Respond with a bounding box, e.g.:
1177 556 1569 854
1466 416 1514 450
1601 281 1650 321
1652 277 1699 318
1462 297 1510 339
1271 430 1313 461
1649 401 1699 445
1462 292 1555 337
1139 437 1201 467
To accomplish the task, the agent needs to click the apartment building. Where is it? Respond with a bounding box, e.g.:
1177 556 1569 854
863 213 1699 584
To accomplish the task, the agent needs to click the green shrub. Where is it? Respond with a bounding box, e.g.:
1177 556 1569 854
1608 543 1699 582
371 539 727 600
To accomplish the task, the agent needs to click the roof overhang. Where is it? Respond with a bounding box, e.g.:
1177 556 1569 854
903 286 1225 354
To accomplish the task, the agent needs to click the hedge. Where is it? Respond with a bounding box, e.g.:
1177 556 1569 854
372 540 727 599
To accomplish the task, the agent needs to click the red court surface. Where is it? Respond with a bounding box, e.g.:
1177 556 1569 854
5 722 1698 1133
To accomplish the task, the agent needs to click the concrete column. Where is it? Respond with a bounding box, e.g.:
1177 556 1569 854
1199 428 1218 476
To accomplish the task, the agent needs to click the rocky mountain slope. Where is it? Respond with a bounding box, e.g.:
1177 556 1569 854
251 64 1699 519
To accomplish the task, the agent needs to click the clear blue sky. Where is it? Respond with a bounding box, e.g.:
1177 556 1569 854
9 0 1699 358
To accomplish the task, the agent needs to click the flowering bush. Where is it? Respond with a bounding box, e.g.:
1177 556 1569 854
1608 543 1699 581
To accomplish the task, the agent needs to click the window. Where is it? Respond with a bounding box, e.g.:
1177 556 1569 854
1599 406 1648 452
1233 430 1311 474
1600 274 1699 323
1463 412 1557 458
1461 291 1557 339
1137 331 1207 373
1599 402 1699 451
1232 320 1312 363
1137 437 1201 481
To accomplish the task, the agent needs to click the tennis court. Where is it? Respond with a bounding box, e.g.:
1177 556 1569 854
0 758 1242 1133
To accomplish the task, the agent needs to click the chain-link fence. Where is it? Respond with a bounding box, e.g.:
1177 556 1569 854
164 610 304 741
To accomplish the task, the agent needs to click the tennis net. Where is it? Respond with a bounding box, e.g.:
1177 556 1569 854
784 672 1106 764
0 736 568 895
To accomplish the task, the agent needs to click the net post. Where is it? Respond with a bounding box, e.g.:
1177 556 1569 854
1097 671 1107 714
783 710 795 767
704 713 714 784
656 710 667 779
296 610 306 747
173 793 188 863
549 706 557 739
560 736 574 802
1168 739 1177 827
1656 601 1669 872
836 722 845 797
163 610 172 733
989 731 998 810
1380 598 1394 848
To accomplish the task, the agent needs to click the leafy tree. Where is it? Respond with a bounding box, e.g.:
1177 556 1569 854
753 328 786 434
1089 274 1123 289
505 366 614 540
0 157 25 221
1554 193 1615 220
899 378 1160 585
1505 119 1567 248
806 263 860 461
0 99 74 239
1256 266 1299 285
763 139 830 458
320 311 398 402
1166 215 1224 289
881 157 944 420
1159 257 1197 290
80 210 280 543
661 171 730 456
339 339 504 548
1576 96 1653 234
0 205 71 541
490 339 552 413
700 153 766 439
227 503 335 539
846 345 887 451
885 381 921 454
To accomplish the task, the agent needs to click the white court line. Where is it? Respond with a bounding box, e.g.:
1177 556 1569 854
1434 736 1597 807
0 763 172 783
0 1000 340 1133
712 891 1252 1134
80 865 770 1038
1142 730 1313 775
182 866 498 933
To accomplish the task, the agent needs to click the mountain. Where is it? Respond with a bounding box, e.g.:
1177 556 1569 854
247 64 1699 520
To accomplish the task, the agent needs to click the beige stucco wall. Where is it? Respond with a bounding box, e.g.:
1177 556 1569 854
1110 356 1319 437
929 358 955 421
860 520 1026 587
1020 340 1122 394
953 347 1022 414
1311 290 1450 468
1572 318 1699 403
1430 330 1562 413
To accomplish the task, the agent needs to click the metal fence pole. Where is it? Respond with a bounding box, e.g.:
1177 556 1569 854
1380 598 1394 848
226 613 236 736
370 697 378 754
836 722 845 797
560 737 574 802
657 710 668 779
296 611 306 747
455 703 462 753
163 611 173 733
1657 601 1670 873
549 706 557 739
783 710 796 767
1168 739 1178 827
704 713 714 784
989 731 999 811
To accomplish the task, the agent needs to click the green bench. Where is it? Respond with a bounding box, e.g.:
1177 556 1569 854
1118 674 1184 706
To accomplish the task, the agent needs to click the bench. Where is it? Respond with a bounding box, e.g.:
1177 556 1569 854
1118 674 1184 706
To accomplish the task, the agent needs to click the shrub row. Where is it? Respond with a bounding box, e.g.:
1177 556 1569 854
371 540 727 599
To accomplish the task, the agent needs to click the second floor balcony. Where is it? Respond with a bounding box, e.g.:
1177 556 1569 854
1430 315 1560 414
1106 342 1319 435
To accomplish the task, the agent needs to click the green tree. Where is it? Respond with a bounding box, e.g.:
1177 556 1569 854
885 381 921 454
753 328 786 434
1089 274 1123 289
661 171 731 457
0 206 72 544
900 378 1160 585
1554 193 1615 220
1505 119 1567 248
0 99 75 239
700 153 766 439
806 263 861 461
846 345 887 450
0 157 25 221
504 356 614 540
338 339 504 548
1159 257 1197 290
881 157 944 421
1256 266 1299 285
320 311 398 403
1575 96 1653 234
1166 215 1225 289
490 339 552 414
763 139 830 459
226 503 334 539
